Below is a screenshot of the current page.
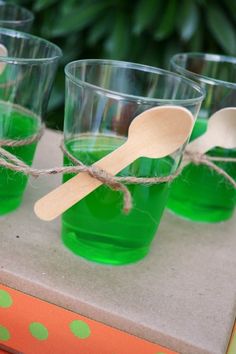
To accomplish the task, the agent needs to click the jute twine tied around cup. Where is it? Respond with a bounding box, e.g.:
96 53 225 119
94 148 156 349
0 128 235 213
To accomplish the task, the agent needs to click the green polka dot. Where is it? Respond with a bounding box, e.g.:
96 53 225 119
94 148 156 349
0 325 10 341
29 322 48 340
69 320 91 339
0 290 13 308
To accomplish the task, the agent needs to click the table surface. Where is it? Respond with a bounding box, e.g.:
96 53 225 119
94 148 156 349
0 130 235 354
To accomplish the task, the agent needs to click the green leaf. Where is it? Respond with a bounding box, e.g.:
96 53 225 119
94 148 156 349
46 68 65 130
195 0 206 5
41 10 58 37
127 34 147 62
60 0 82 15
188 25 203 52
9 0 32 5
87 14 112 46
207 5 236 55
177 0 199 41
154 0 177 40
224 0 236 22
33 0 57 12
49 2 109 37
163 40 183 69
142 44 162 67
59 33 84 64
104 12 130 59
133 0 162 35
47 85 64 112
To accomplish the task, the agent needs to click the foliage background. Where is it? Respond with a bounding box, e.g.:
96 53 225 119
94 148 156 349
9 0 236 130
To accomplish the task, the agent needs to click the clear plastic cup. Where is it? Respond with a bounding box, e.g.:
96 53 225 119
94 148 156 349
62 59 204 265
168 53 236 223
0 28 62 215
0 3 34 32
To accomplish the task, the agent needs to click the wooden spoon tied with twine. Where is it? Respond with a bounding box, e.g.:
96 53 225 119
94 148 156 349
183 107 236 167
34 106 194 221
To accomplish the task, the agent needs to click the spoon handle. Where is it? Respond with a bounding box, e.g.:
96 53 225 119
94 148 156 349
187 133 214 155
182 134 214 168
34 141 136 221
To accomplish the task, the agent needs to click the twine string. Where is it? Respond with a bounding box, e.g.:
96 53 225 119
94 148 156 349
0 125 45 147
184 151 236 189
0 129 235 213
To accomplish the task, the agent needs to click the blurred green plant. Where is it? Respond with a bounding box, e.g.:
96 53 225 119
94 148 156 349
10 0 236 130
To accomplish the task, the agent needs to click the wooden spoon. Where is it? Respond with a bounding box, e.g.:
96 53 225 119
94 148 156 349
0 44 8 74
34 106 194 221
185 107 236 158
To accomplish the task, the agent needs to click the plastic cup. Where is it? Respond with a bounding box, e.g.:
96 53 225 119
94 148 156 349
0 3 34 32
0 28 62 215
62 59 204 265
168 53 236 223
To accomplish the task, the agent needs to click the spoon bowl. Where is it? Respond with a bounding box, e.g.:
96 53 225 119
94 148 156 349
207 107 236 148
187 107 236 155
128 106 194 158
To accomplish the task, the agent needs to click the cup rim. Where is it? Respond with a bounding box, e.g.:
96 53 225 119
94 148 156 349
0 27 62 63
171 52 236 89
0 3 34 25
65 59 205 106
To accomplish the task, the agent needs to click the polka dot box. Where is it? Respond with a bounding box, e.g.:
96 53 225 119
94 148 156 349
0 284 178 354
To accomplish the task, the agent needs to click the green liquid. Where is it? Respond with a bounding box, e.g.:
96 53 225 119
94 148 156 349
62 135 173 265
168 119 236 222
0 102 39 215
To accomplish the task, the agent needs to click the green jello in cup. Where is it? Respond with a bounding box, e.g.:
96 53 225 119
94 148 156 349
0 102 39 214
168 118 236 222
62 135 173 265
62 59 204 265
0 28 61 215
168 53 236 223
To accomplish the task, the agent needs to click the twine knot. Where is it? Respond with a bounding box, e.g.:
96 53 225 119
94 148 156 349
60 143 133 213
184 151 210 166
